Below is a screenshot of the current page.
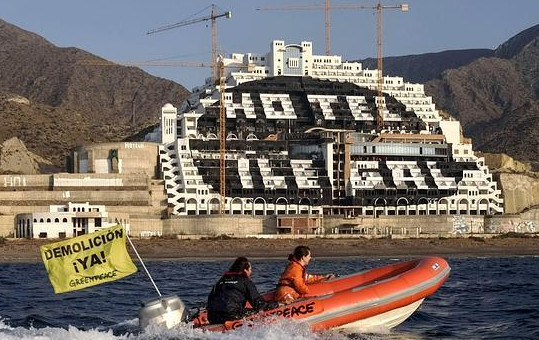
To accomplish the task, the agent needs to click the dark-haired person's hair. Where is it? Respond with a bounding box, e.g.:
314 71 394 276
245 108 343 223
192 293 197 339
288 245 311 261
229 256 251 272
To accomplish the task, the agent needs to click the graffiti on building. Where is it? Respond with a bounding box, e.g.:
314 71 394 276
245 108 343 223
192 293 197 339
140 231 162 237
487 219 537 233
472 221 485 233
124 142 144 149
3 176 26 187
452 215 468 234
516 221 536 233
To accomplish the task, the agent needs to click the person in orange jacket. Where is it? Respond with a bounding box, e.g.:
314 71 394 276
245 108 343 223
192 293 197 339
275 245 335 304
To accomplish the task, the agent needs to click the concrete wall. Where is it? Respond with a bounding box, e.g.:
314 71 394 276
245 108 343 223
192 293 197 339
324 215 447 236
157 214 490 238
0 172 160 237
485 213 538 233
130 216 163 237
340 214 535 237
0 215 14 237
5 210 538 238
53 173 150 189
0 173 150 191
72 142 160 178
163 215 277 236
0 174 51 189
0 191 150 207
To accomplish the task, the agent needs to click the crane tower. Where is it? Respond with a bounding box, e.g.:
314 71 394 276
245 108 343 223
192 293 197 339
147 4 231 83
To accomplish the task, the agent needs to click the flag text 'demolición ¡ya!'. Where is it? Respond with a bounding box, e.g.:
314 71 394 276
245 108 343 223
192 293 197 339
40 225 137 293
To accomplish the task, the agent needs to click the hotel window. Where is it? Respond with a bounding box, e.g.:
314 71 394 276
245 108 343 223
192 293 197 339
288 58 299 68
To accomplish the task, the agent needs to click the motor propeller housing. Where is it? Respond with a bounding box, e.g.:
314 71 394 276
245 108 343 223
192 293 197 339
139 295 187 330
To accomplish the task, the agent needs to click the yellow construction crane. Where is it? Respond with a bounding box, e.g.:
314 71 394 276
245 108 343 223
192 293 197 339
146 4 231 84
257 1 409 130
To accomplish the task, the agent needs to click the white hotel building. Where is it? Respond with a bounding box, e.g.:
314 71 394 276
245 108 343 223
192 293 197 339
151 40 503 217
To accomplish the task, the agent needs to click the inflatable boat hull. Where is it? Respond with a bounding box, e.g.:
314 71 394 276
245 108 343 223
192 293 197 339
191 256 450 332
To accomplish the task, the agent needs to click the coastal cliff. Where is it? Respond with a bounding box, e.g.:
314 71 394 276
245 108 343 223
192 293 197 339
498 173 539 214
481 152 539 214
0 137 50 174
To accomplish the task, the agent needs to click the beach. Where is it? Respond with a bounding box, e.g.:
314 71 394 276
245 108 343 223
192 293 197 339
1 235 539 263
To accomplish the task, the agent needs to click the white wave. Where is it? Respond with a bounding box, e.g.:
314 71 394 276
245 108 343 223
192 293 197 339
0 317 352 340
0 324 126 340
136 318 350 340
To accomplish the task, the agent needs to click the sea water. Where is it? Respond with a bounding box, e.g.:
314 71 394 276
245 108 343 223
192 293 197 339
1 256 538 340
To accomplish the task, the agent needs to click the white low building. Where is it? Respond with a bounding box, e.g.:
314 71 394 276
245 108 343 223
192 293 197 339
16 202 130 239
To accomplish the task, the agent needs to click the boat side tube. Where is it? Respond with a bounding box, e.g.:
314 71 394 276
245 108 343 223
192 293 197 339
304 257 450 330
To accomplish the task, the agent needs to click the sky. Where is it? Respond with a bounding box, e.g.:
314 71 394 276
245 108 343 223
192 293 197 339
1 0 538 90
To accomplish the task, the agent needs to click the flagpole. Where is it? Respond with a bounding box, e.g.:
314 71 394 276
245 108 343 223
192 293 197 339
126 234 162 297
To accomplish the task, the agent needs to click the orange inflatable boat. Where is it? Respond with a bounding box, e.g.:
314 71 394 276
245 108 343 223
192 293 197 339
139 256 450 332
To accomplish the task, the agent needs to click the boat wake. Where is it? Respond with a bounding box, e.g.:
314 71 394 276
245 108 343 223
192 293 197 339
139 318 341 340
0 317 329 340
0 317 410 340
0 317 121 340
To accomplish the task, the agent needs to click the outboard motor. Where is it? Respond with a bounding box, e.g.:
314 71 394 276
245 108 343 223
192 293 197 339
139 294 188 330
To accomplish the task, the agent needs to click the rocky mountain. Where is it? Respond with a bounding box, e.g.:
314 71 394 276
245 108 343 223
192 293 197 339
360 49 494 84
0 137 50 174
0 17 537 172
425 24 539 170
0 19 190 171
362 24 539 170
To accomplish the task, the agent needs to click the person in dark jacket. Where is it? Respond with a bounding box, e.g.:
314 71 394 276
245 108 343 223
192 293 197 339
206 257 274 324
